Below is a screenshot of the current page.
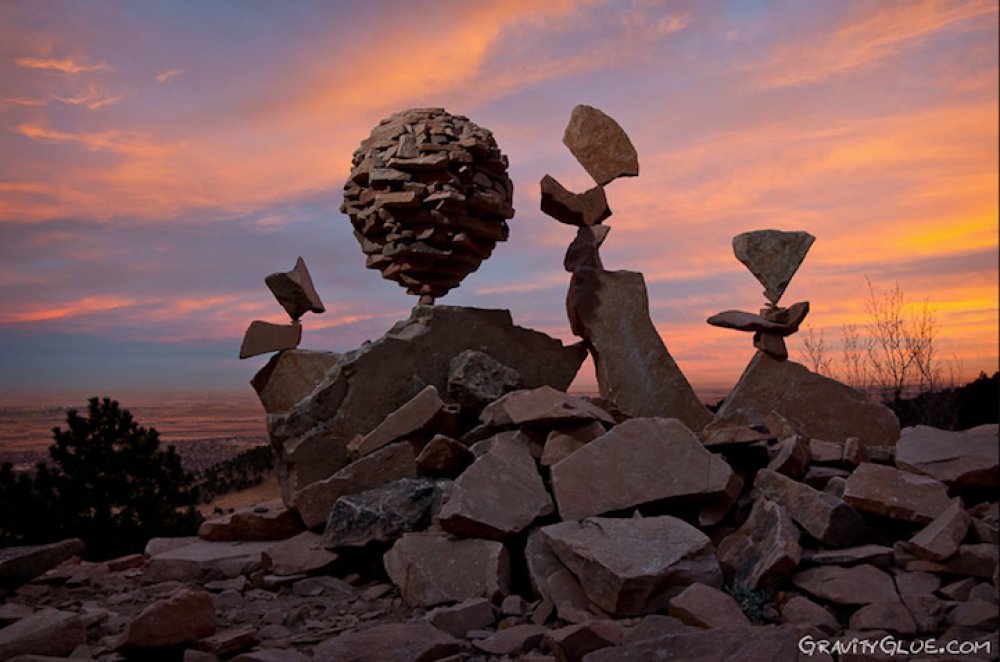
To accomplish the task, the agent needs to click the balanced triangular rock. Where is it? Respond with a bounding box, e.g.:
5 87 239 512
540 174 612 226
265 256 325 321
733 230 815 304
562 104 639 185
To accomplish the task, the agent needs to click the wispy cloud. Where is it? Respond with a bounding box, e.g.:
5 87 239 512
155 68 183 83
14 55 108 74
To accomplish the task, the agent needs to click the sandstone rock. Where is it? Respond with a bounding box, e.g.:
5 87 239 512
480 385 613 427
415 434 474 478
940 577 978 601
551 417 735 521
767 436 810 479
198 500 302 542
842 436 867 468
895 425 999 488
848 600 918 634
566 269 712 430
194 625 259 657
347 385 447 458
780 595 840 634
267 305 585 503
264 257 325 321
754 469 863 548
801 545 894 567
792 565 897 605
946 600 999 630
261 531 338 576
525 528 568 603
447 349 522 412
473 623 549 655
668 583 751 629
712 352 900 447
802 466 850 490
0 609 85 659
700 424 773 447
145 540 270 583
900 593 945 633
541 421 605 467
906 500 971 561
145 536 198 556
239 321 301 359
438 436 552 540
562 104 639 185
541 516 722 617
548 567 596 624
906 543 998 578
0 603 32 626
383 532 510 607
323 478 447 548
251 349 339 414
544 620 623 662
117 587 216 652
540 174 612 227
809 439 845 464
697 472 744 527
426 597 496 637
564 225 611 272
842 463 952 524
732 230 815 304
294 441 417 529
0 538 84 588
717 498 801 590
313 622 462 662
583 625 809 662
706 310 792 333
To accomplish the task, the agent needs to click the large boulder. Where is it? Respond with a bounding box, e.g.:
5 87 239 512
264 305 586 504
712 351 900 446
716 498 801 589
0 608 86 659
197 500 302 542
842 463 952 524
117 587 216 653
322 478 449 548
753 469 863 548
251 349 340 414
143 539 271 583
895 425 999 488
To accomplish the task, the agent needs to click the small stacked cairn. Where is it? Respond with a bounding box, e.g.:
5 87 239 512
340 108 515 304
707 230 815 360
239 257 325 359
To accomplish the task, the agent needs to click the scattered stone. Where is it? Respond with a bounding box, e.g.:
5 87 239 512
198 500 302 542
939 577 978 601
906 500 971 561
501 595 530 616
447 349 522 412
668 583 751 629
427 597 496 637
117 587 216 652
562 104 639 185
439 435 553 539
0 602 33 625
792 564 897 605
251 349 340 414
945 600 998 630
294 441 416 530
323 478 447 548
540 174 612 227
541 516 722 617
0 608 85 659
239 321 302 359
0 539 84 588
547 568 595 624
842 437 867 468
732 230 815 304
802 466 850 490
264 256 325 321
712 352 900 447
842 463 952 524
348 385 447 458
717 498 801 589
801 545 894 567
566 269 712 430
621 614 698 644
544 620 623 662
901 593 945 633
767 436 810 478
848 600 918 634
780 595 840 634
262 531 338 576
313 622 462 662
473 623 549 655
415 434 474 478
480 385 613 427
383 532 510 607
584 625 808 662
895 425 999 488
194 625 259 657
754 469 863 548
551 417 735 521
144 540 271 583
809 439 844 465
701 425 773 447
907 543 998 578
541 421 606 467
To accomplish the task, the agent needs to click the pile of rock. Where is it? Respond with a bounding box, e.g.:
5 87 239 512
340 108 515 302
3 381 995 660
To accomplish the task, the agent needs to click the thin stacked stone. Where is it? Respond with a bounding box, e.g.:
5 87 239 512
341 108 515 302
239 257 325 359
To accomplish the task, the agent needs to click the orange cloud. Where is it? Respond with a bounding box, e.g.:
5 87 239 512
155 69 183 83
2 296 136 323
14 55 108 74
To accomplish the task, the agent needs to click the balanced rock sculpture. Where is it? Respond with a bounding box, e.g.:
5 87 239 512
340 108 515 303
239 257 325 359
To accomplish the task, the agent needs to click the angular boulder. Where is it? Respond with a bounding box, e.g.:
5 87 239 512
117 587 216 652
906 500 971 561
447 349 522 412
540 174 612 227
264 256 325 321
480 385 613 427
0 538 84 588
754 469 863 548
0 608 85 659
347 385 447 459
562 104 639 185
323 478 447 548
415 434 474 478
239 320 301 359
251 349 340 415
717 498 801 589
198 500 302 542
842 463 952 524
426 597 496 638
895 425 999 488
732 230 815 304
313 622 462 662
144 539 271 583
541 421 606 467
791 564 897 605
551 417 735 521
262 531 338 576
668 583 751 629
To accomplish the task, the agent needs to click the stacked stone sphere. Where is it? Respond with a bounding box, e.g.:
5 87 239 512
341 108 515 301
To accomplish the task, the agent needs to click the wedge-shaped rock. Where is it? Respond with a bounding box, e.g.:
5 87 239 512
439 435 553 539
117 587 216 652
144 539 271 583
551 417 735 521
585 625 805 662
541 420 605 467
323 478 447 548
717 498 801 590
262 531 338 576
415 434 473 478
562 104 639 185
251 349 339 414
767 435 810 478
712 352 900 447
383 532 510 607
198 500 302 542
426 597 496 638
480 385 613 427
780 595 840 634
267 305 586 504
668 583 751 629
544 620 623 661
541 516 722 617
567 269 712 430
313 622 462 662
540 174 612 226
348 384 446 458
895 425 999 488
294 441 416 529
264 256 325 321
447 349 522 412
473 624 550 655
0 538 84 588
849 599 918 634
0 608 85 659
564 225 610 271
792 564 897 605
843 463 952 524
754 469 863 548
239 321 301 359
733 230 815 304
906 500 971 562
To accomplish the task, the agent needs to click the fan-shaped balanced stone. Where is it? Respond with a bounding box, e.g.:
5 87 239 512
265 257 325 321
239 321 302 359
733 230 815 304
540 174 611 226
562 105 639 186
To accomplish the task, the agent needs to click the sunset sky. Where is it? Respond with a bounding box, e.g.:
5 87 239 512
1 0 997 398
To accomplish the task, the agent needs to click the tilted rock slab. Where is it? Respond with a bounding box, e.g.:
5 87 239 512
843 463 952 524
792 564 898 605
712 352 900 446
540 174 612 226
264 305 586 506
313 622 462 662
0 608 86 659
567 269 712 430
717 497 801 590
551 417 735 521
480 384 613 427
0 538 84 588
895 425 999 488
753 468 864 548
541 516 723 617
239 320 302 359
251 349 340 415
347 384 447 459
117 587 216 652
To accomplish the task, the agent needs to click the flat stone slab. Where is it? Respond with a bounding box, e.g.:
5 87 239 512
0 538 84 588
843 463 952 524
895 425 999 488
668 583 751 629
0 608 86 660
583 625 809 662
239 320 301 359
754 468 863 548
198 500 302 542
144 540 272 583
480 385 613 427
792 564 898 605
347 385 446 459
313 622 462 662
